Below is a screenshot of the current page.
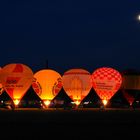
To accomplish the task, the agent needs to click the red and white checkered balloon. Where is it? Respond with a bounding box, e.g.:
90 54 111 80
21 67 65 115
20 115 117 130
92 67 122 100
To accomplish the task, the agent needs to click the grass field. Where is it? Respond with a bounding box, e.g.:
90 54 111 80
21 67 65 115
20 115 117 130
0 108 139 139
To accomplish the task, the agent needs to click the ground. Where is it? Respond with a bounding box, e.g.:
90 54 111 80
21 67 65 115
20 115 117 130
0 108 139 139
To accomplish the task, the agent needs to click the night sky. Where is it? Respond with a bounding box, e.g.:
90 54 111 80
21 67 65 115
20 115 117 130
1 0 140 74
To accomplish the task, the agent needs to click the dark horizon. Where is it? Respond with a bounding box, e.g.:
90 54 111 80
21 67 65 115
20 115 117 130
1 60 140 75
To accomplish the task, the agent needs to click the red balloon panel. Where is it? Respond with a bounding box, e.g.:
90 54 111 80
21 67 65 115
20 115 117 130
92 67 122 100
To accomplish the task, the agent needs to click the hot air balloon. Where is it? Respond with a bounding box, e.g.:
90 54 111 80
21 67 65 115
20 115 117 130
0 63 34 107
62 69 92 107
0 83 4 96
0 67 4 95
121 70 140 107
122 70 140 90
122 90 135 106
32 69 62 108
92 67 122 107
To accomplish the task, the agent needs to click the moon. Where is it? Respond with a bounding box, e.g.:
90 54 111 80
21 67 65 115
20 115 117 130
138 15 140 21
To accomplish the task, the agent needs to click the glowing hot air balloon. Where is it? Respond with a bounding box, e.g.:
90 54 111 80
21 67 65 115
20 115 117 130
62 69 92 106
0 67 4 95
32 69 62 108
0 83 4 95
0 63 34 107
92 67 122 106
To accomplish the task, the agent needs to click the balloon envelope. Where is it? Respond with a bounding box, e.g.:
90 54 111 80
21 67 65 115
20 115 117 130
0 67 4 95
122 90 135 106
62 69 92 105
122 75 140 90
32 69 62 102
0 64 34 104
92 67 122 104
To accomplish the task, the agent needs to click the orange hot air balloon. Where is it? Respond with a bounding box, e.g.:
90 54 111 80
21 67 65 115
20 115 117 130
62 69 92 106
0 83 4 96
0 63 34 106
0 67 4 95
32 69 62 107
92 67 122 106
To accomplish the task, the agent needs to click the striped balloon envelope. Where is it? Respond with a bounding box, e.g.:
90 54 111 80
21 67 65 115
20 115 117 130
62 69 92 106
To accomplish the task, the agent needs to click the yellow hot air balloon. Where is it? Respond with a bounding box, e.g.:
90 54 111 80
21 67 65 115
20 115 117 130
32 69 62 108
0 63 34 106
62 69 92 106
